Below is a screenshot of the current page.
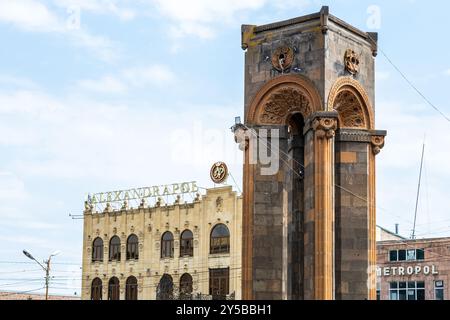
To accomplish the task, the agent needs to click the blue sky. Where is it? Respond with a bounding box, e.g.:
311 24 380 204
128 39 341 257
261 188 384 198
0 0 450 297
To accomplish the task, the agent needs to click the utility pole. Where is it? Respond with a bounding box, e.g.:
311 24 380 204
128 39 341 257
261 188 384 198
23 250 60 300
45 258 50 300
411 138 425 240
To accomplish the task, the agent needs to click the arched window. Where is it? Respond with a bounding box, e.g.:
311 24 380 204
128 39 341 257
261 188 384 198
108 277 120 300
126 234 139 260
210 224 230 254
91 278 102 300
156 274 173 300
179 273 193 299
125 276 138 300
180 230 193 257
109 236 121 261
92 237 103 262
161 232 174 258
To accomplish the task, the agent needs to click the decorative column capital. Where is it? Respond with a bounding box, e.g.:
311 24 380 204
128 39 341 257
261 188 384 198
370 135 385 155
312 117 338 139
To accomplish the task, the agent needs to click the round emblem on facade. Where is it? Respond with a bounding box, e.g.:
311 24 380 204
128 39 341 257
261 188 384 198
271 46 294 72
210 162 228 184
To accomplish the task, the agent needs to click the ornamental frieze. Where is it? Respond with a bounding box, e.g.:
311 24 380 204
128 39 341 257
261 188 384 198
259 87 311 124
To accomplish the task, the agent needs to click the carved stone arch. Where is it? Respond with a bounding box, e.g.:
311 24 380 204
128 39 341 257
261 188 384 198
327 77 374 129
246 74 323 125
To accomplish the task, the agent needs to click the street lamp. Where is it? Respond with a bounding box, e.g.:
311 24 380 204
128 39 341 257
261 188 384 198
22 249 61 300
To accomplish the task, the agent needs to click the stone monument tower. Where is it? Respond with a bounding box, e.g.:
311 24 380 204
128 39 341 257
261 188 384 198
237 6 386 300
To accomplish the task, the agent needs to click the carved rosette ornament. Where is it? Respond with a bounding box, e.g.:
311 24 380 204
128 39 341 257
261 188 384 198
271 46 294 72
344 49 360 75
259 87 311 124
312 117 338 139
371 135 385 155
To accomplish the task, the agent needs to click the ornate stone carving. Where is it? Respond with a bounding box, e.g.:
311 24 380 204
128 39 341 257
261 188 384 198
312 117 337 139
371 135 385 155
333 90 366 128
259 87 311 124
327 77 374 129
271 46 294 72
247 75 322 126
84 201 93 212
216 197 223 213
104 203 111 213
344 49 360 75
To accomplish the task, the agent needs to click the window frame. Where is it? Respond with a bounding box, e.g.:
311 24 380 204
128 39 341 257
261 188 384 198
125 276 138 300
91 277 103 300
108 277 120 300
126 234 139 260
435 280 444 300
210 224 230 255
92 237 104 262
180 230 194 257
389 281 425 300
161 232 174 258
179 273 193 298
109 236 121 261
209 267 229 300
388 248 425 262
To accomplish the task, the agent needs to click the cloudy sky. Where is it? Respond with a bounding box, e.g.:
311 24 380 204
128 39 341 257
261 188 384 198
0 0 449 297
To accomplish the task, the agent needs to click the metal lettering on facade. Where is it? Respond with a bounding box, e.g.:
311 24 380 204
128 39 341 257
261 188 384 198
87 181 199 204
377 265 439 277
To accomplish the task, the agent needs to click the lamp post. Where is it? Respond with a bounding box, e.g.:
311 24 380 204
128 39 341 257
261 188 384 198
23 250 60 300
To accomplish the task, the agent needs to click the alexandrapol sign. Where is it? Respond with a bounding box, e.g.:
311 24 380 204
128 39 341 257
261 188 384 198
87 181 199 205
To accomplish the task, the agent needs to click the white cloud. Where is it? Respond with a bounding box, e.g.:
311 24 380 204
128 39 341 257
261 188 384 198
0 0 60 31
445 69 450 76
0 172 27 201
53 0 136 21
122 64 175 86
76 64 176 94
76 75 127 94
0 0 119 62
149 0 312 41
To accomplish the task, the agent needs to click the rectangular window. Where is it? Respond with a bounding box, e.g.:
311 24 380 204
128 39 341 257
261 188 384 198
389 248 424 262
416 248 425 260
435 281 444 300
389 250 398 262
406 249 416 261
376 282 381 300
209 268 229 299
389 281 426 300
398 249 406 261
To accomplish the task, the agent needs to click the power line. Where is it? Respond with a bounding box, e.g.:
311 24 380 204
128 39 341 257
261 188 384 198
366 34 450 123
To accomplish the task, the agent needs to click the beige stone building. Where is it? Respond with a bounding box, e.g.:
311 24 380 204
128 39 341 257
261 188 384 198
81 185 242 300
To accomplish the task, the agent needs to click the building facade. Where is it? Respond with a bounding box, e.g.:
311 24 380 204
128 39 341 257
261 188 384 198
236 6 386 300
81 185 242 300
377 235 450 300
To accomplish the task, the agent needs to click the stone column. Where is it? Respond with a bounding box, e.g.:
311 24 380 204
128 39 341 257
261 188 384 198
334 129 386 300
303 112 338 300
368 133 385 299
242 125 289 300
